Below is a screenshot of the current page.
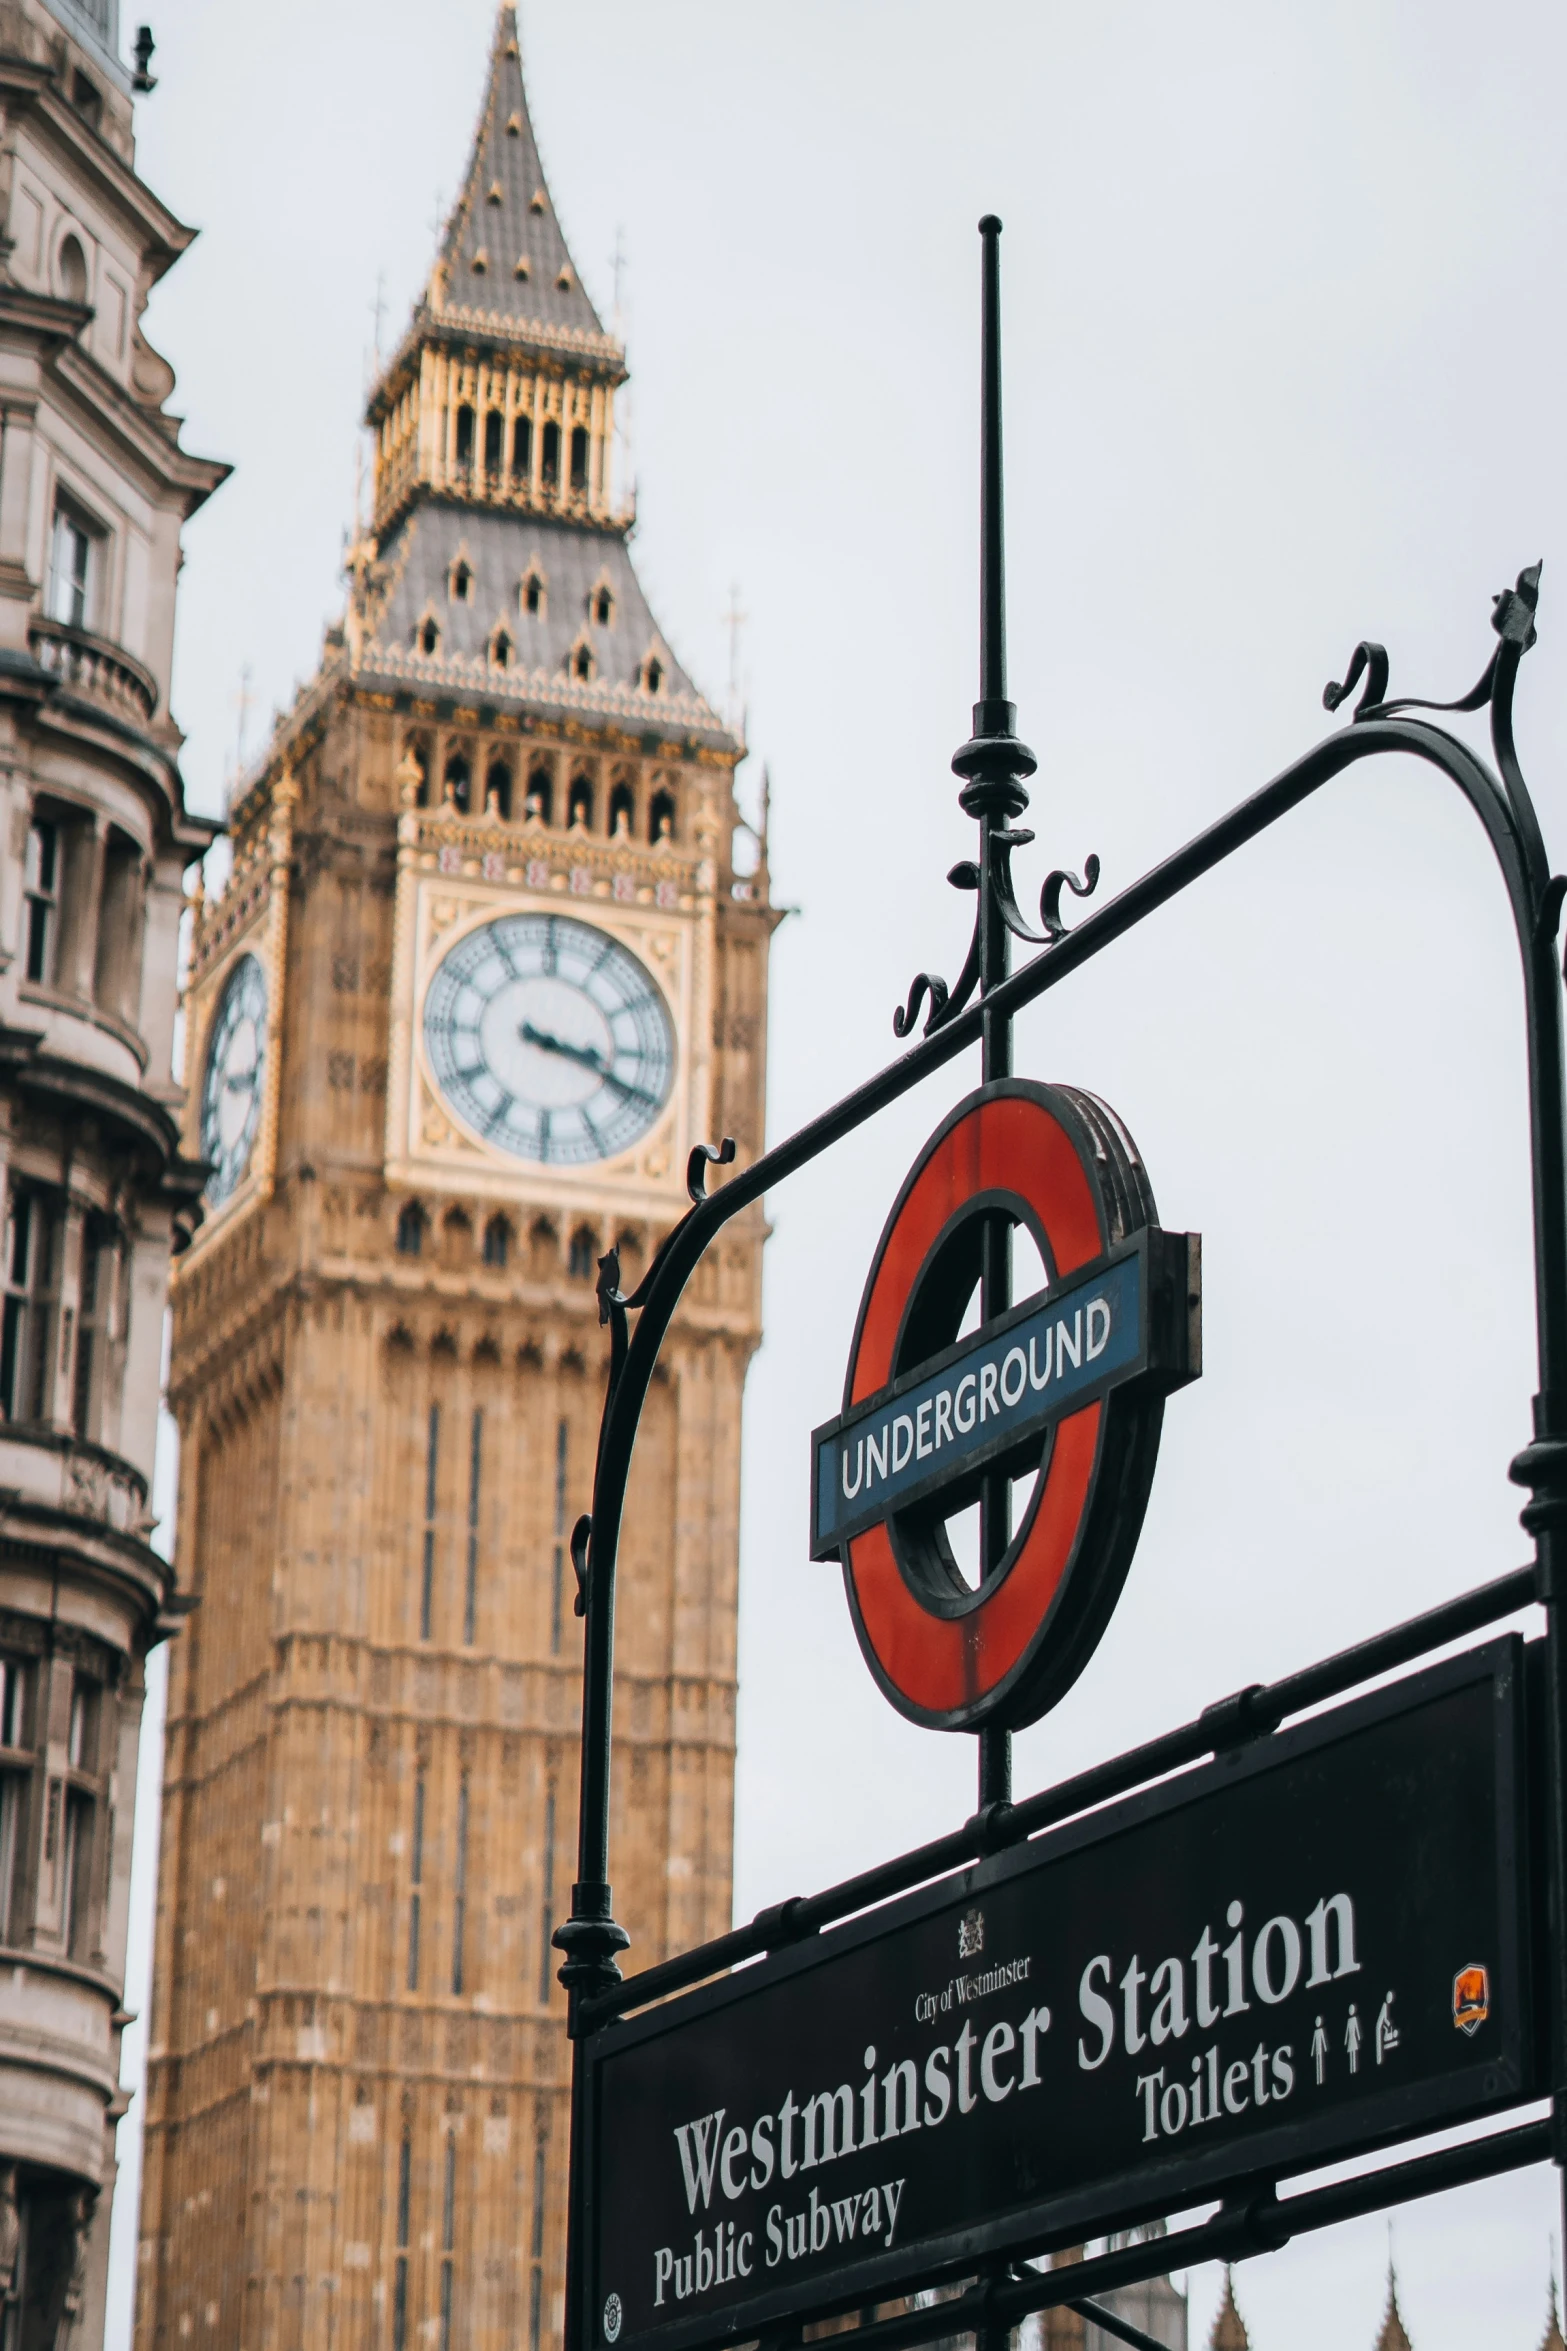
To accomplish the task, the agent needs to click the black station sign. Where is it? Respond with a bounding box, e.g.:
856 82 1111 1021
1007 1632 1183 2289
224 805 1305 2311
586 1641 1535 2351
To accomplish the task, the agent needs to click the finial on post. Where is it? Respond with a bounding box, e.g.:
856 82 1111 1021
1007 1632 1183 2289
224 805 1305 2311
953 217 1035 814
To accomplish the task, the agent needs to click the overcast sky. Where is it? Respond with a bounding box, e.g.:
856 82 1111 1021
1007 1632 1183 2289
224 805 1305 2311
103 4 1567 2345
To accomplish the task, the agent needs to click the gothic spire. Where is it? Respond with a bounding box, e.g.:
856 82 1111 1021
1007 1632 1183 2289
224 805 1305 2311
1540 2271 1566 2351
428 2 605 343
1209 2268 1250 2351
1372 2251 1413 2351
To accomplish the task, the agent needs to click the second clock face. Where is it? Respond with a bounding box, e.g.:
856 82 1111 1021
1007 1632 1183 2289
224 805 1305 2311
200 952 268 1206
423 913 675 1166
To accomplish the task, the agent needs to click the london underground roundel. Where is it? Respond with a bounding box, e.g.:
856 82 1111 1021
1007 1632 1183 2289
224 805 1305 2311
809 1081 1202 1733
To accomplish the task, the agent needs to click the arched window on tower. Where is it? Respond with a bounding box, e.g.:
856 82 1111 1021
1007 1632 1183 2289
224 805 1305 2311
418 616 440 658
406 739 432 806
642 655 665 695
570 426 589 493
396 1202 426 1258
609 781 634 839
513 415 533 481
443 752 471 813
571 642 593 684
593 585 614 627
485 760 512 820
568 774 594 831
484 410 504 479
455 405 475 476
522 568 546 619
490 628 513 671
450 560 473 603
541 421 560 490
568 1227 597 1281
482 1215 511 1270
525 767 553 825
649 788 676 844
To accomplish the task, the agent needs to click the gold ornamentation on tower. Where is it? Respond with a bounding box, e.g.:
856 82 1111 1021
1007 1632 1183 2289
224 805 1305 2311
136 13 776 2348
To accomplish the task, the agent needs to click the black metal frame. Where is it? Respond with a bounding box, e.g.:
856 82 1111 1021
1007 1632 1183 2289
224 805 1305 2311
556 212 1567 2349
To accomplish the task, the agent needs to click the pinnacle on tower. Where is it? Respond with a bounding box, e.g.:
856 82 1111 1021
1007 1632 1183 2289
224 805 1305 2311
1372 2252 1413 2351
429 2 603 337
1540 2272 1566 2351
1209 2268 1250 2351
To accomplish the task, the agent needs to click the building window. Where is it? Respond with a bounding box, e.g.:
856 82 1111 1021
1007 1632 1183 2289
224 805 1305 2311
551 1418 568 1655
393 2132 412 2351
451 1777 469 1996
567 775 593 832
484 762 512 821
419 617 440 658
46 500 94 630
94 829 144 1023
528 2135 547 2351
420 1403 440 1640
443 752 471 812
396 1202 425 1257
483 410 504 477
569 426 589 493
481 1216 510 1270
440 2133 457 2351
522 568 545 618
567 1227 596 1281
490 628 513 671
464 1410 483 1647
524 768 552 825
593 586 613 627
609 782 634 839
407 1772 425 1991
449 560 473 605
513 416 533 480
538 1782 556 2005
0 1657 30 1947
23 818 59 984
649 788 676 844
73 1219 117 1444
60 1788 91 1957
643 656 665 695
454 406 475 474
0 1192 58 1424
541 420 559 490
571 642 593 683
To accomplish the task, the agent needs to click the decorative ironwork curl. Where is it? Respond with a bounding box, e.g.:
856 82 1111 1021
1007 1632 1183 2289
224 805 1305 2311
1323 567 1544 808
893 828 1058 1038
570 1513 592 1617
1041 854 1102 941
687 1136 737 1202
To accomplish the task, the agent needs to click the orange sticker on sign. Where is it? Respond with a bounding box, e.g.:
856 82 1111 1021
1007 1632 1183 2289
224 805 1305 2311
1453 1964 1490 2036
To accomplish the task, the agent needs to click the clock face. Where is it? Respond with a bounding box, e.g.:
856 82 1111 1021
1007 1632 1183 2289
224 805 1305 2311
423 913 675 1166
200 953 268 1206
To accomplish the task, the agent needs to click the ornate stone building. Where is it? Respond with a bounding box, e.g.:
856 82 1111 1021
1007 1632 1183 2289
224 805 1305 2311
135 12 774 2349
0 1 224 2346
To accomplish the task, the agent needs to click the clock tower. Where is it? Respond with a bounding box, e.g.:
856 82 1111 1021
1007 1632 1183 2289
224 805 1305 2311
135 15 776 2349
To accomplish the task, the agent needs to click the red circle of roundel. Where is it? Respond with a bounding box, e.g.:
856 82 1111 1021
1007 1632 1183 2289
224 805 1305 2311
838 1079 1171 1734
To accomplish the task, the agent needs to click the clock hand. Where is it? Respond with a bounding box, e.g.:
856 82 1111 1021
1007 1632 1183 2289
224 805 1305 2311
598 1066 660 1110
521 1022 659 1109
224 1070 256 1094
520 1020 605 1073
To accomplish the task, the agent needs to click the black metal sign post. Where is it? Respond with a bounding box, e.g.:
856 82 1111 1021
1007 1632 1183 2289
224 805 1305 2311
555 213 1567 2351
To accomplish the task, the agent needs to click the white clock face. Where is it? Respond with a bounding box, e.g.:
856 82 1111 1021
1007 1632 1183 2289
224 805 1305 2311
200 953 268 1205
423 913 675 1166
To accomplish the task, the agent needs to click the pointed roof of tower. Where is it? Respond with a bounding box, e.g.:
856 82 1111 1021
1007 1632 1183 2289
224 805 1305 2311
429 4 604 341
1540 2276 1566 2351
1209 2269 1250 2351
1372 2257 1412 2351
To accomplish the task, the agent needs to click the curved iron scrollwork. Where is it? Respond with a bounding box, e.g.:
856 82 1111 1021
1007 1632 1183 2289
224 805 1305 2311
893 824 1103 1036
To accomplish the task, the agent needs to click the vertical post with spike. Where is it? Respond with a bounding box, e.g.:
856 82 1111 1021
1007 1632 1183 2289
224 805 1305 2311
952 217 1038 1820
